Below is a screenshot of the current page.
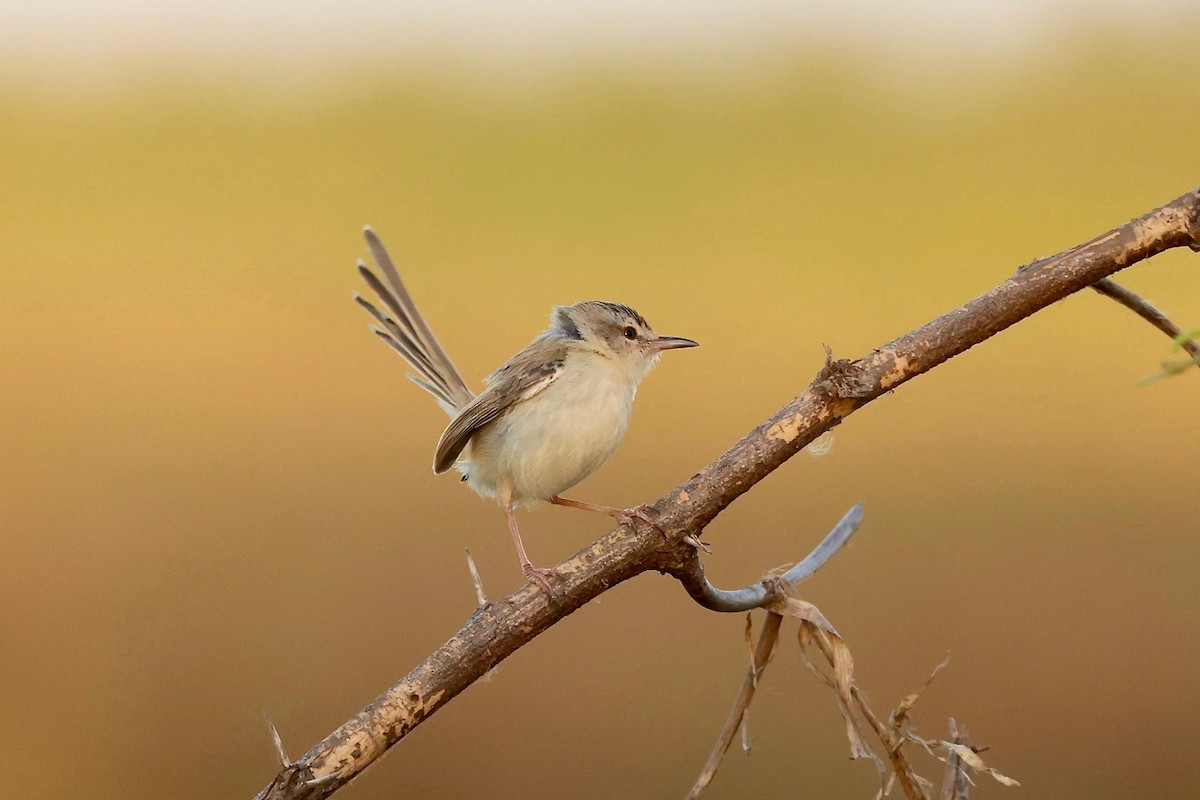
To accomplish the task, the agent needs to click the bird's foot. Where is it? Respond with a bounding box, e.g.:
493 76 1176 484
610 504 656 527
522 563 557 596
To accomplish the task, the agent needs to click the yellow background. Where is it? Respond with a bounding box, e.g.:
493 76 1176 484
1 23 1198 800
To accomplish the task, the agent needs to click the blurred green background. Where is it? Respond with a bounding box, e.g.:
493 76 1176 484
1 4 1198 798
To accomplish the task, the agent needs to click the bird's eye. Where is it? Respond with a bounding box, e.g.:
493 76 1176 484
622 326 637 340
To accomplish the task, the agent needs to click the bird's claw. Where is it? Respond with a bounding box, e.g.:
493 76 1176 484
612 504 656 527
522 564 557 596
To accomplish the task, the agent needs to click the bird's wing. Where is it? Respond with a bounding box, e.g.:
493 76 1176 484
433 350 565 473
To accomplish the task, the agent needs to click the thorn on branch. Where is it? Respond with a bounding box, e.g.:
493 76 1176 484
464 548 489 609
264 712 291 769
464 548 501 683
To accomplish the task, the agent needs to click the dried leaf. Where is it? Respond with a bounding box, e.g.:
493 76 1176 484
944 743 986 772
989 772 1021 788
768 595 842 637
941 742 1020 788
820 627 855 709
775 597 853 710
773 596 875 762
764 595 1011 800
907 730 940 758
892 656 950 727
795 635 836 690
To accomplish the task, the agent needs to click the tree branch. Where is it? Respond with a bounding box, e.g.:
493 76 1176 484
254 188 1200 800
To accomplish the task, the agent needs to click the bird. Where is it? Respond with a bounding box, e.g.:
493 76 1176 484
353 227 698 592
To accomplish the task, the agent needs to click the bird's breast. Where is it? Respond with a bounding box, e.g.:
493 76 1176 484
465 357 637 505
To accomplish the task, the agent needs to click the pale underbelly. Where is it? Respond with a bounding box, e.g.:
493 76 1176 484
457 379 632 506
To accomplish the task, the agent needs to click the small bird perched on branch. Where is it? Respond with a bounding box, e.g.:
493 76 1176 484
354 228 698 592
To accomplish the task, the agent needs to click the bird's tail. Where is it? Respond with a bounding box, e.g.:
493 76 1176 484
354 227 475 416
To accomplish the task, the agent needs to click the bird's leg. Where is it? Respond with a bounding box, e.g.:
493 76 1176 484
504 503 555 595
550 495 656 527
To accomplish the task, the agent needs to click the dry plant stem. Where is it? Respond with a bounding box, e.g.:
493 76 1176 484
1090 278 1200 363
843 684 920 800
685 613 783 800
254 188 1200 800
939 719 970 800
792 617 928 800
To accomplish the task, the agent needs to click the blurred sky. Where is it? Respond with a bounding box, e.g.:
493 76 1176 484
1 3 1198 800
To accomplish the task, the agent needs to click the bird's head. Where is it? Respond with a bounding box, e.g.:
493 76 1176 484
552 301 698 381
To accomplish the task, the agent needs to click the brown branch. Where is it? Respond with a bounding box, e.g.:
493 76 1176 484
685 612 783 800
254 188 1200 800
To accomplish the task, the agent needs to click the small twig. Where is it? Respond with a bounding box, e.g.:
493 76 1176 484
685 612 783 800
673 503 863 613
1019 254 1199 366
1090 278 1200 364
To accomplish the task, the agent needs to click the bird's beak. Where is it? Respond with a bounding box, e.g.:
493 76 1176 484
652 335 699 351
